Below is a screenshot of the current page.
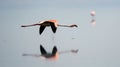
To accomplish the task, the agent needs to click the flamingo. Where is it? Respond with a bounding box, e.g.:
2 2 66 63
90 11 96 17
22 45 78 60
21 19 78 35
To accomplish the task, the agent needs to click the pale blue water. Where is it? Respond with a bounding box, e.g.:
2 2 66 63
0 0 120 67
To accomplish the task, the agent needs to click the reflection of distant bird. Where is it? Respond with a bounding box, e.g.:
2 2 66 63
71 38 76 39
91 19 96 26
22 45 78 60
21 19 78 35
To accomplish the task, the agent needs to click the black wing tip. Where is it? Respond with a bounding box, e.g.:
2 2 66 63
52 27 57 33
40 45 47 55
40 45 45 50
52 46 57 55
39 26 46 35
39 32 42 35
50 23 57 33
40 45 42 47
53 28 57 33
54 45 57 48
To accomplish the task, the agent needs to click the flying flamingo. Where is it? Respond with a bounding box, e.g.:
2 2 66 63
22 45 78 60
90 11 96 17
21 19 78 35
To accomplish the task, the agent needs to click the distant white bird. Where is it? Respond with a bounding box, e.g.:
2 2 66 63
21 19 78 35
90 11 96 17
22 45 78 60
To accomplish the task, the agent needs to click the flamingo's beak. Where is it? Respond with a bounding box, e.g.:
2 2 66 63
71 49 79 53
21 25 27 27
74 24 78 27
70 24 78 27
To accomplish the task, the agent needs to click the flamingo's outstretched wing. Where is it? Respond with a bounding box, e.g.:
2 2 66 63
40 45 47 55
52 46 57 55
50 23 57 33
39 26 46 35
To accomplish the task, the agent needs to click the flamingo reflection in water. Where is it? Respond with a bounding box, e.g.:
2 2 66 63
21 19 78 35
22 45 78 60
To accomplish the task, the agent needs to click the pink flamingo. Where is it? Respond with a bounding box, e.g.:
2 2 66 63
21 19 78 35
90 11 96 17
22 45 78 60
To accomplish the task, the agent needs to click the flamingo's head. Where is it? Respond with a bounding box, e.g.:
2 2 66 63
90 11 96 16
70 24 78 27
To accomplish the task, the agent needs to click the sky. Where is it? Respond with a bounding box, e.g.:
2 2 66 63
0 0 120 67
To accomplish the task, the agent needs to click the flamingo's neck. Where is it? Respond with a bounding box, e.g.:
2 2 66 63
58 24 78 27
58 24 70 27
58 49 78 54
21 24 41 27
